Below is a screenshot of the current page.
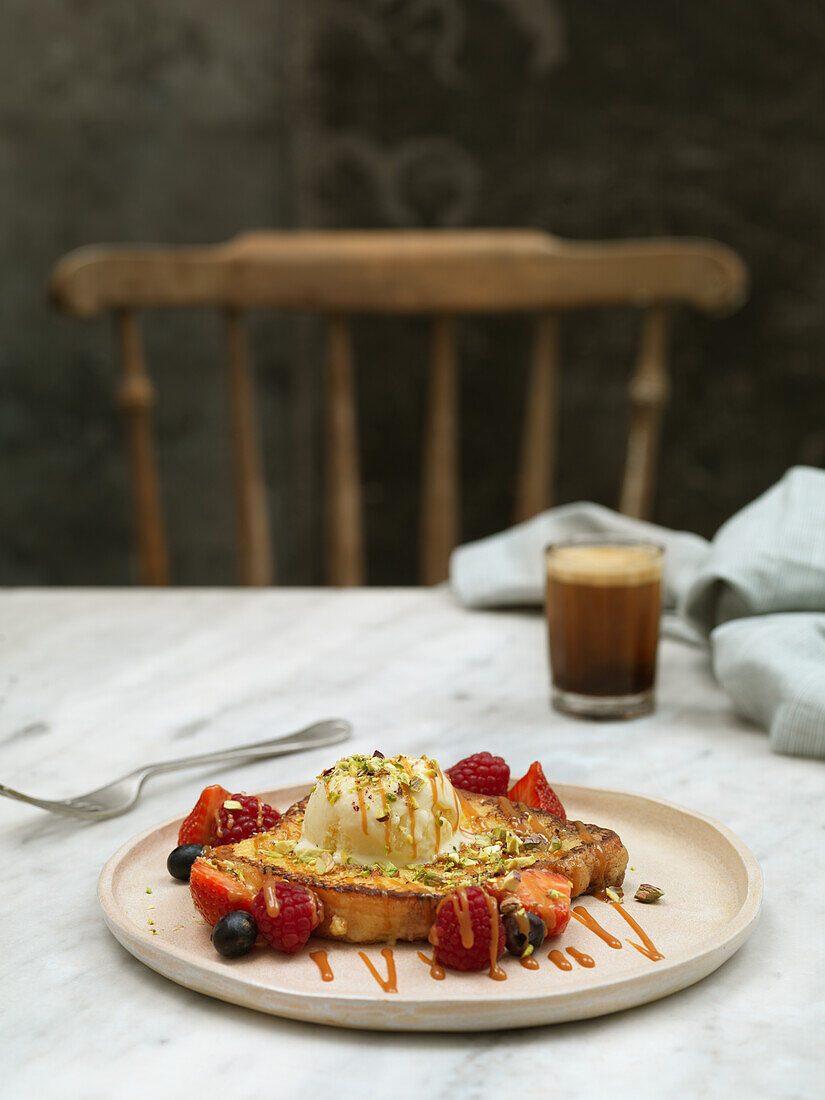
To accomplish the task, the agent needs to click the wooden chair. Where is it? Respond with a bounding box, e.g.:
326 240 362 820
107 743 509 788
49 230 747 587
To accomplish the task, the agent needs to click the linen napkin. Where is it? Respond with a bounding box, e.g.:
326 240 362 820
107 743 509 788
449 466 825 759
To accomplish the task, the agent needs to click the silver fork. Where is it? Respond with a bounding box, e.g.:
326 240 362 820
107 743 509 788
0 717 351 820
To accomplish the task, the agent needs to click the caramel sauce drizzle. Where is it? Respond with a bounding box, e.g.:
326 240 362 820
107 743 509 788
379 788 391 853
356 788 369 836
429 775 441 850
548 949 572 971
485 892 506 981
402 761 418 860
593 887 623 903
451 889 474 949
571 906 622 949
519 956 540 970
566 947 595 968
494 796 555 843
262 882 281 919
309 950 334 982
605 902 664 961
359 948 398 993
417 951 446 980
458 793 486 832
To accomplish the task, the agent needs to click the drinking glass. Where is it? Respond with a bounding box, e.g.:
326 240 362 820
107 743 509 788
545 538 664 719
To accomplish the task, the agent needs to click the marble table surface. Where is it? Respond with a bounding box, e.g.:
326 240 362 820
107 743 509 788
1 588 822 1099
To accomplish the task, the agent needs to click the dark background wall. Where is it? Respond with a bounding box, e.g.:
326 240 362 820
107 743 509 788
2 1 824 585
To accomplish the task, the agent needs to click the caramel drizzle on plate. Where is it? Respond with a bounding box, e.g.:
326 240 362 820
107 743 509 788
309 950 334 982
571 906 622 949
417 951 445 980
548 949 572 971
566 947 595 968
359 948 398 993
601 900 664 961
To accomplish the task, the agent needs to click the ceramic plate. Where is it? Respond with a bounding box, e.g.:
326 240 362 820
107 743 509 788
98 783 762 1031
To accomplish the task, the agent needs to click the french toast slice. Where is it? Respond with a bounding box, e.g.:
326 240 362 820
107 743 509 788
197 789 627 944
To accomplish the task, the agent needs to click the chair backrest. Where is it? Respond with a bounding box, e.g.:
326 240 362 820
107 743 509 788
49 230 748 587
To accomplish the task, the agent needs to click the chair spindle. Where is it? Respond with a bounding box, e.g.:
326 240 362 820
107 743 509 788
421 316 459 585
325 315 365 586
514 312 560 523
115 308 170 585
620 305 672 519
225 309 273 586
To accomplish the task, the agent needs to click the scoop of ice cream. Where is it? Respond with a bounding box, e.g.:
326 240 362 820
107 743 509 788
296 753 465 868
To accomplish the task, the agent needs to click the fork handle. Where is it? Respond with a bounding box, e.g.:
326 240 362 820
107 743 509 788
137 718 351 781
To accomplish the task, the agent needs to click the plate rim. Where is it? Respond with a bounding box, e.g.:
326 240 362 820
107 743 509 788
98 781 763 1030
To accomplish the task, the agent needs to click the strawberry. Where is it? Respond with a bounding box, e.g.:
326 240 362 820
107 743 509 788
189 858 261 926
508 761 566 821
177 784 230 845
509 868 572 936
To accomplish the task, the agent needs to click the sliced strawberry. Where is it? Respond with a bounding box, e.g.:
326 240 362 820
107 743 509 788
177 784 230 845
512 868 572 936
189 858 261 926
508 762 566 821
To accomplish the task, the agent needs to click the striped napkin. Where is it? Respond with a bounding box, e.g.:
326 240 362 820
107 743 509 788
449 467 825 759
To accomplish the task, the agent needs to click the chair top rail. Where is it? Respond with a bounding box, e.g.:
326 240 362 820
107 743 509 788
50 230 748 319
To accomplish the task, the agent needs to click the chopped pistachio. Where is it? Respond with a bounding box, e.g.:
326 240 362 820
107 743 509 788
634 883 664 904
505 855 538 870
605 886 623 903
145 887 152 894
222 800 244 811
521 944 534 958
498 872 521 893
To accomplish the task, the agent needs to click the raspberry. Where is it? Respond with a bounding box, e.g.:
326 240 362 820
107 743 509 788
213 793 281 845
250 880 323 954
428 886 506 972
445 752 510 796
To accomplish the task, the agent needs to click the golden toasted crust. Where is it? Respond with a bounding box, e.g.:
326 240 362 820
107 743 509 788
206 790 627 944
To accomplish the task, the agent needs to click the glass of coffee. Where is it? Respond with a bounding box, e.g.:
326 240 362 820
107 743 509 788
545 538 664 719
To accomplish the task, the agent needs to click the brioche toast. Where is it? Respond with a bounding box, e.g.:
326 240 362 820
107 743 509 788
197 789 627 943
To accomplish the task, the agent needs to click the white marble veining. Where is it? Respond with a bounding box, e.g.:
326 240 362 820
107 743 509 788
1 588 822 1099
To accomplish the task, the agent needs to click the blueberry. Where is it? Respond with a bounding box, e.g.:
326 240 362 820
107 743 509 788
503 910 546 957
167 844 205 881
212 911 258 958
